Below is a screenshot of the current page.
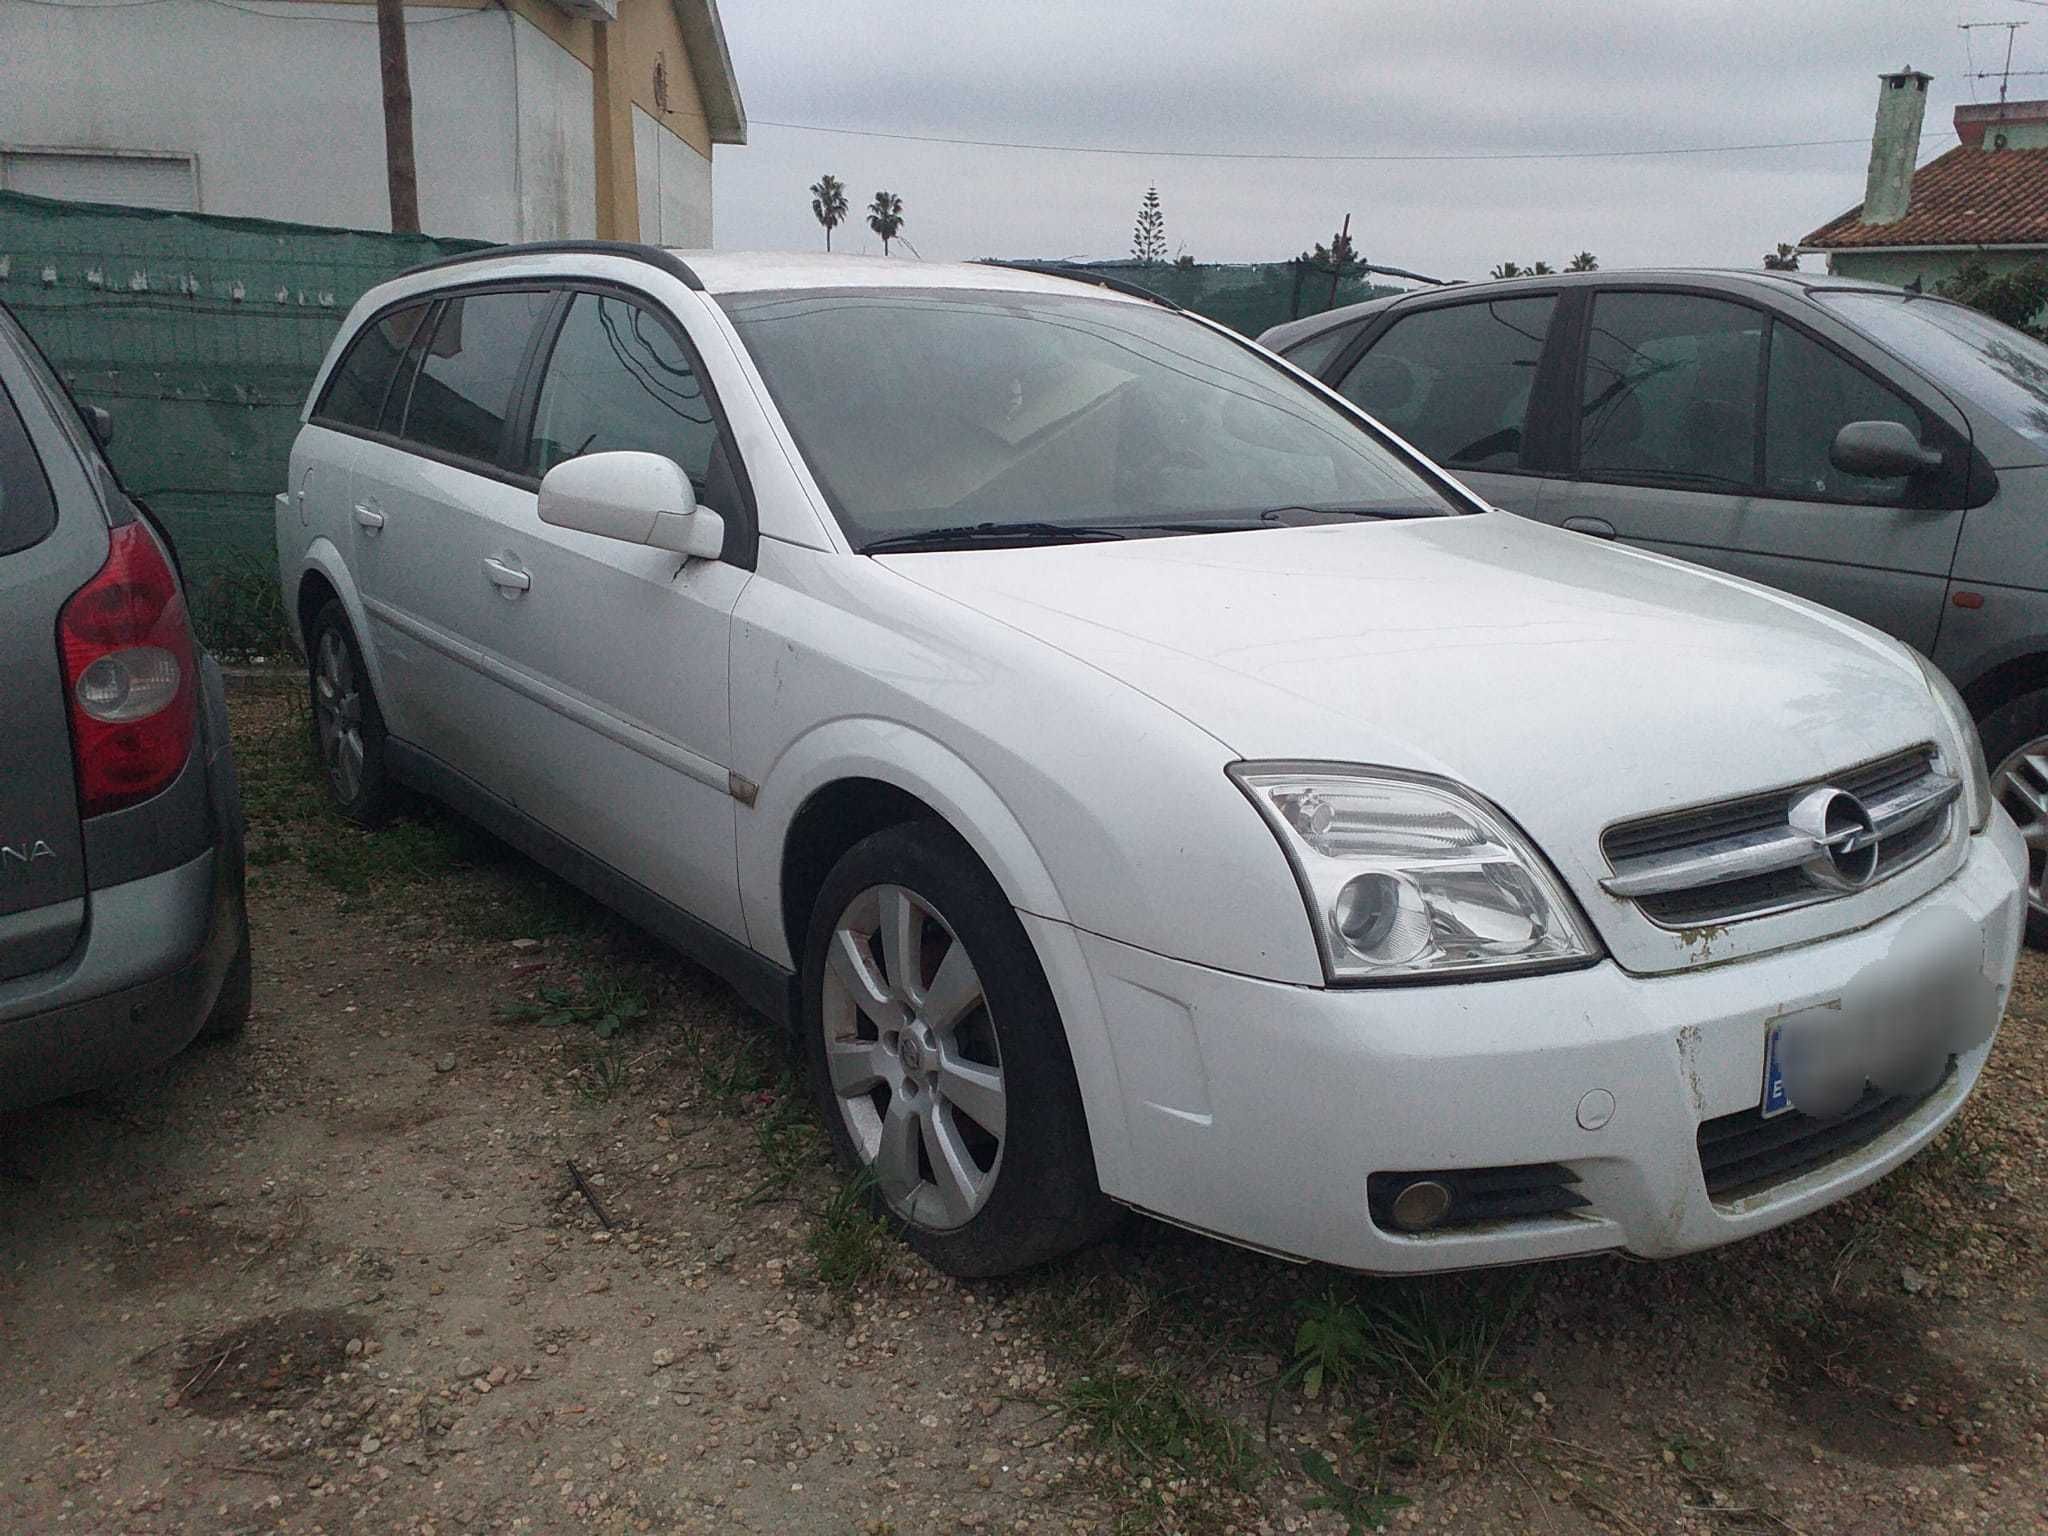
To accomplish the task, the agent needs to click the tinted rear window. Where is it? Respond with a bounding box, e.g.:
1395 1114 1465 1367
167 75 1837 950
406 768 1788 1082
0 374 57 558
400 291 554 465
318 303 434 430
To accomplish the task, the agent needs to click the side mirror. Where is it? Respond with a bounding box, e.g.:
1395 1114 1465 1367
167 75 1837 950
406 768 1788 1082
537 451 724 561
84 404 113 449
1829 420 1942 479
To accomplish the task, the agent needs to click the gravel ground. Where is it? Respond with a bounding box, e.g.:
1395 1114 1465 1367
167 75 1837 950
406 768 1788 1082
1 678 2044 1535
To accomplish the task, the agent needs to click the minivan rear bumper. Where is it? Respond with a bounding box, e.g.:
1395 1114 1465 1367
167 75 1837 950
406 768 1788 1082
0 845 239 1111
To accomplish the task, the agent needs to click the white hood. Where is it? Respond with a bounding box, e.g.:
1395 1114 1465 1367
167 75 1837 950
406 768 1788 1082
881 512 1961 974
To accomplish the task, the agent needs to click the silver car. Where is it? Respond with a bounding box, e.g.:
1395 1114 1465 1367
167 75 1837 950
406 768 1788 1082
1264 270 2048 942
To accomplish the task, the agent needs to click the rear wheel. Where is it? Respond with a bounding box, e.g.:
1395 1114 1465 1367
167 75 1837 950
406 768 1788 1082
307 600 397 826
801 822 1115 1277
1980 686 2048 948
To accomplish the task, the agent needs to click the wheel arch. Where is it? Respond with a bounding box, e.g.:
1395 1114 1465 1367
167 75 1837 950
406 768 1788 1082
1959 646 2048 722
294 540 396 726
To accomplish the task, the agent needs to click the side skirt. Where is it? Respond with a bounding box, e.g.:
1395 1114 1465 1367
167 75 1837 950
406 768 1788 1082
385 741 798 1030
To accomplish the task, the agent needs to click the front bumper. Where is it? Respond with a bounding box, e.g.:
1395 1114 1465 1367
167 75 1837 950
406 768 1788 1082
1034 816 2026 1273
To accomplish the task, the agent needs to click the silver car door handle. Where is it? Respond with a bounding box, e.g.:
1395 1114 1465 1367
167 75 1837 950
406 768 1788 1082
1562 515 1617 538
354 503 386 531
483 556 531 593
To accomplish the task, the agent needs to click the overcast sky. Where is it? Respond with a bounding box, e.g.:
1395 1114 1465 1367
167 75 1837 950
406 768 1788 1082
709 0 2037 282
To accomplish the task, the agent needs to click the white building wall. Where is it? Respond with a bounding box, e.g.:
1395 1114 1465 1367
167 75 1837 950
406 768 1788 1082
631 105 712 247
510 15 595 241
0 0 592 243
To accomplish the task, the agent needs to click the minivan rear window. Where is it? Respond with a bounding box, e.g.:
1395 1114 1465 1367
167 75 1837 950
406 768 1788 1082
318 303 434 431
0 375 57 558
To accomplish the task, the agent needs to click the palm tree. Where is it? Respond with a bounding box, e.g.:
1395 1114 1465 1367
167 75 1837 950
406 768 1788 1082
1763 242 1800 272
867 191 905 255
809 174 848 251
1490 261 1524 279
1528 261 1556 275
1567 251 1599 271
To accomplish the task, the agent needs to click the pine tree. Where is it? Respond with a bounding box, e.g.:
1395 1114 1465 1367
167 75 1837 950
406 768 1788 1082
1132 186 1167 265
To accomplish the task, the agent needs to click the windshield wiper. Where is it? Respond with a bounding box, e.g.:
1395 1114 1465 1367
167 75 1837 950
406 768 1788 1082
1252 503 1443 522
860 521 1131 554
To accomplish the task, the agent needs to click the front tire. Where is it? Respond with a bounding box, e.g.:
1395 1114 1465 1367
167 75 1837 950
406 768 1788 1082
1981 686 2048 948
306 600 397 827
800 822 1114 1277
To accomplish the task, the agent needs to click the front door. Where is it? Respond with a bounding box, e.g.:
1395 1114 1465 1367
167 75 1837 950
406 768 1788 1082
461 288 751 940
1557 289 1964 653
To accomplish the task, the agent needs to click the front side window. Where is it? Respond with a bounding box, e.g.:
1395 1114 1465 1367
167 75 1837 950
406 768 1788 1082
1816 290 2048 452
527 293 719 487
720 288 1460 549
1763 322 1921 504
1579 292 1762 489
399 290 553 465
317 302 433 431
1339 297 1556 470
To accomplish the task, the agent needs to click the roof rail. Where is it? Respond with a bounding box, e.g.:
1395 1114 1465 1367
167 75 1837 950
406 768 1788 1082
990 262 1179 311
399 239 704 291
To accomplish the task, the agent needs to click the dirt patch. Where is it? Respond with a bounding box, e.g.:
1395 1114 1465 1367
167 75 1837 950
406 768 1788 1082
1767 1299 1995 1465
103 1207 259 1291
170 1308 371 1419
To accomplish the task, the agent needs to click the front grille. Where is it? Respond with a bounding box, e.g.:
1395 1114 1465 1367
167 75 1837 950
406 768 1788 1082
1367 1163 1590 1232
1696 1070 1949 1202
1602 746 1955 928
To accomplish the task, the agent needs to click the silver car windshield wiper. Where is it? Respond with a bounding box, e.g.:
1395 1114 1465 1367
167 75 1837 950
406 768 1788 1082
860 521 1131 554
1251 503 1444 521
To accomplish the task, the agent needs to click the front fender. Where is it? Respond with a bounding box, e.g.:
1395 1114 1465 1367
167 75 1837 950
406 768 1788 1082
739 715 1069 968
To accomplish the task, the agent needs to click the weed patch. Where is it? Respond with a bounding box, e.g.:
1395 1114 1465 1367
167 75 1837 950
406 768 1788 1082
1061 1369 1260 1488
502 974 650 1039
807 1170 892 1293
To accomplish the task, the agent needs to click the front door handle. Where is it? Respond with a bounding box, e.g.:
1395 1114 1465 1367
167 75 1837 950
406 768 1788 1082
353 502 386 531
483 556 531 595
1562 515 1617 539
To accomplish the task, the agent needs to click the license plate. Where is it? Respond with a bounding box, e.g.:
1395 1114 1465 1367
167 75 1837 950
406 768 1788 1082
1760 1018 1795 1119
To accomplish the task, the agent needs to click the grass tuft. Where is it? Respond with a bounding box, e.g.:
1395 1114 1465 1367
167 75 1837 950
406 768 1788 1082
1061 1368 1261 1488
807 1169 893 1293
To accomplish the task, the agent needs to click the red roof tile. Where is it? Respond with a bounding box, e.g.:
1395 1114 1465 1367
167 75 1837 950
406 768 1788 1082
1803 143 2048 249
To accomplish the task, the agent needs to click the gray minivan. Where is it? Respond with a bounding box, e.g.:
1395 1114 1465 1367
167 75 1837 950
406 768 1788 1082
0 300 249 1109
1263 270 2048 941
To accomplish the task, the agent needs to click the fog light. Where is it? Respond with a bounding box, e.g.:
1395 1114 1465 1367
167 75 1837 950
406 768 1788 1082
1387 1178 1453 1233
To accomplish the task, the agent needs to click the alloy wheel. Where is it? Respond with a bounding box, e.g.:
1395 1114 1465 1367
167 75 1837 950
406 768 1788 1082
313 628 366 805
1992 736 2048 922
819 883 1007 1230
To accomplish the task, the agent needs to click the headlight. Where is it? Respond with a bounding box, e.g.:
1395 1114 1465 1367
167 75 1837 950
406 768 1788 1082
1229 762 1601 984
1913 654 1990 831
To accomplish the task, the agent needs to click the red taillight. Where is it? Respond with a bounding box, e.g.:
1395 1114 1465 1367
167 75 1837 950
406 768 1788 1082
57 520 197 818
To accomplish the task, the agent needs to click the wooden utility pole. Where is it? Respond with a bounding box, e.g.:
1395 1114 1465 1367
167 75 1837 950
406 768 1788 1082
376 0 420 233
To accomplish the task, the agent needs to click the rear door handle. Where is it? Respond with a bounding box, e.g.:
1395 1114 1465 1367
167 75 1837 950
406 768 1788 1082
483 556 531 594
1562 515 1617 539
353 502 386 531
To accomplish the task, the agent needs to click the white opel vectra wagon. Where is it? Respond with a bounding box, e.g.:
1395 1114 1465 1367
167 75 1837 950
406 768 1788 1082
277 245 2024 1277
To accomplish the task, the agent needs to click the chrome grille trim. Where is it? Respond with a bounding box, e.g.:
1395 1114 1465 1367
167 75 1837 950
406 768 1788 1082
1601 746 1957 927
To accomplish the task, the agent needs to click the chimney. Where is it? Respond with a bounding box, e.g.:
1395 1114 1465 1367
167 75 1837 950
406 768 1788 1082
1862 67 1931 226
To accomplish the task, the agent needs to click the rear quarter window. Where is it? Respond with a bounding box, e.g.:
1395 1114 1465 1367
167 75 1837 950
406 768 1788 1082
316 303 435 431
0 374 58 558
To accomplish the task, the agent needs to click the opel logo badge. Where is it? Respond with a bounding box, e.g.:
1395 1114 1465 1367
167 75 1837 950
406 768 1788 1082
1788 785 1880 890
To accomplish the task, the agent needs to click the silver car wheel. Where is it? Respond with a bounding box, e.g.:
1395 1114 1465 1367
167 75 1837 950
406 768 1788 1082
1992 737 2048 920
819 883 1006 1231
313 627 366 805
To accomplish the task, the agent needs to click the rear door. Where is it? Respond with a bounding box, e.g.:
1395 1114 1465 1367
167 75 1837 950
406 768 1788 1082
0 320 91 980
1324 293 1563 518
345 288 557 773
1552 287 1965 651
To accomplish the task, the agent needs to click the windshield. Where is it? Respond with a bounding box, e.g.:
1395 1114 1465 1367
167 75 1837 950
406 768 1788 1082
1815 290 2048 454
719 288 1462 548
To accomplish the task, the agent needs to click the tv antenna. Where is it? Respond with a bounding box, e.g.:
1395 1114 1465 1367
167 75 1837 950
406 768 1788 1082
1959 20 2032 104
